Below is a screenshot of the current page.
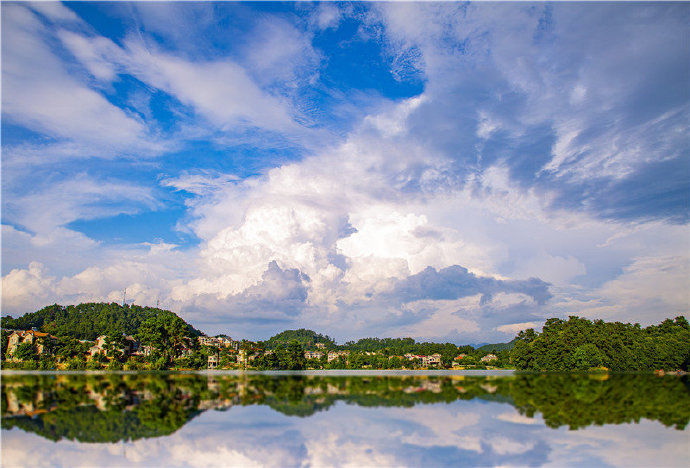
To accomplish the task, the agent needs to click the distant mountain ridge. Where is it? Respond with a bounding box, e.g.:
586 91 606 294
475 338 519 353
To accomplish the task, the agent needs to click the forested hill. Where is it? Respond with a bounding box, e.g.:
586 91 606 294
263 331 478 357
343 337 474 357
1 303 202 341
263 329 337 349
510 316 690 371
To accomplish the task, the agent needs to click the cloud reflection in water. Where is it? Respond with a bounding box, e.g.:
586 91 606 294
2 372 688 467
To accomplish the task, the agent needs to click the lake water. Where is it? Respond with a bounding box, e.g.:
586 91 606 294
2 370 688 467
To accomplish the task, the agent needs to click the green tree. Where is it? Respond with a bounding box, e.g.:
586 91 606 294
1 302 201 342
38 356 55 370
138 312 195 360
93 352 109 365
107 359 123 370
105 333 126 362
263 329 336 350
389 356 402 368
15 342 37 362
66 356 86 370
1 330 9 360
510 316 690 371
285 340 306 370
572 343 603 370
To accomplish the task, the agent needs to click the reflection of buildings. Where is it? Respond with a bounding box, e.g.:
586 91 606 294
2 375 467 425
3 373 689 450
480 383 498 394
327 383 346 395
197 398 235 411
4 383 49 417
404 380 443 394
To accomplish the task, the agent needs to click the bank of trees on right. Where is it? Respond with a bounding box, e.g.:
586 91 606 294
510 316 690 371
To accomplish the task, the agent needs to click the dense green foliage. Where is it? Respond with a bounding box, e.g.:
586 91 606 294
509 373 690 430
510 316 690 371
3 304 687 373
1 303 201 341
1 330 8 361
342 337 475 367
137 310 199 360
344 337 469 355
263 329 336 349
255 340 307 370
14 342 37 362
3 373 688 444
1 374 205 442
54 337 91 362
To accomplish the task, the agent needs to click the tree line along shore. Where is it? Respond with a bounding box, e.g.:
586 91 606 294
1 302 688 372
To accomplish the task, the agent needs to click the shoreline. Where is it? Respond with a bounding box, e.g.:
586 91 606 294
0 368 516 376
1 368 686 376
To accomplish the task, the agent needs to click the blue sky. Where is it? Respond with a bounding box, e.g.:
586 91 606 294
2 2 688 343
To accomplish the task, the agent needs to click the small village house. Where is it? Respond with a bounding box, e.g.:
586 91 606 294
180 343 194 358
422 354 442 367
198 336 216 347
88 335 139 359
480 354 498 363
88 336 108 358
237 349 256 365
208 354 219 369
7 330 58 359
452 354 468 367
327 351 349 362
199 335 239 350
305 350 323 360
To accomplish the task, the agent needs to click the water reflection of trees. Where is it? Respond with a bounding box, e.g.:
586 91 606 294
2 373 688 443
509 374 690 430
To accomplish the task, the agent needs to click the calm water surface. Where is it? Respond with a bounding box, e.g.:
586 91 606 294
2 370 688 467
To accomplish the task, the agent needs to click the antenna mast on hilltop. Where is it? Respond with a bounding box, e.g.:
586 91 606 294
122 288 126 307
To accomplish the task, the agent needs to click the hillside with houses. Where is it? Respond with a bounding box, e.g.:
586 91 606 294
1 303 688 372
1 303 509 371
